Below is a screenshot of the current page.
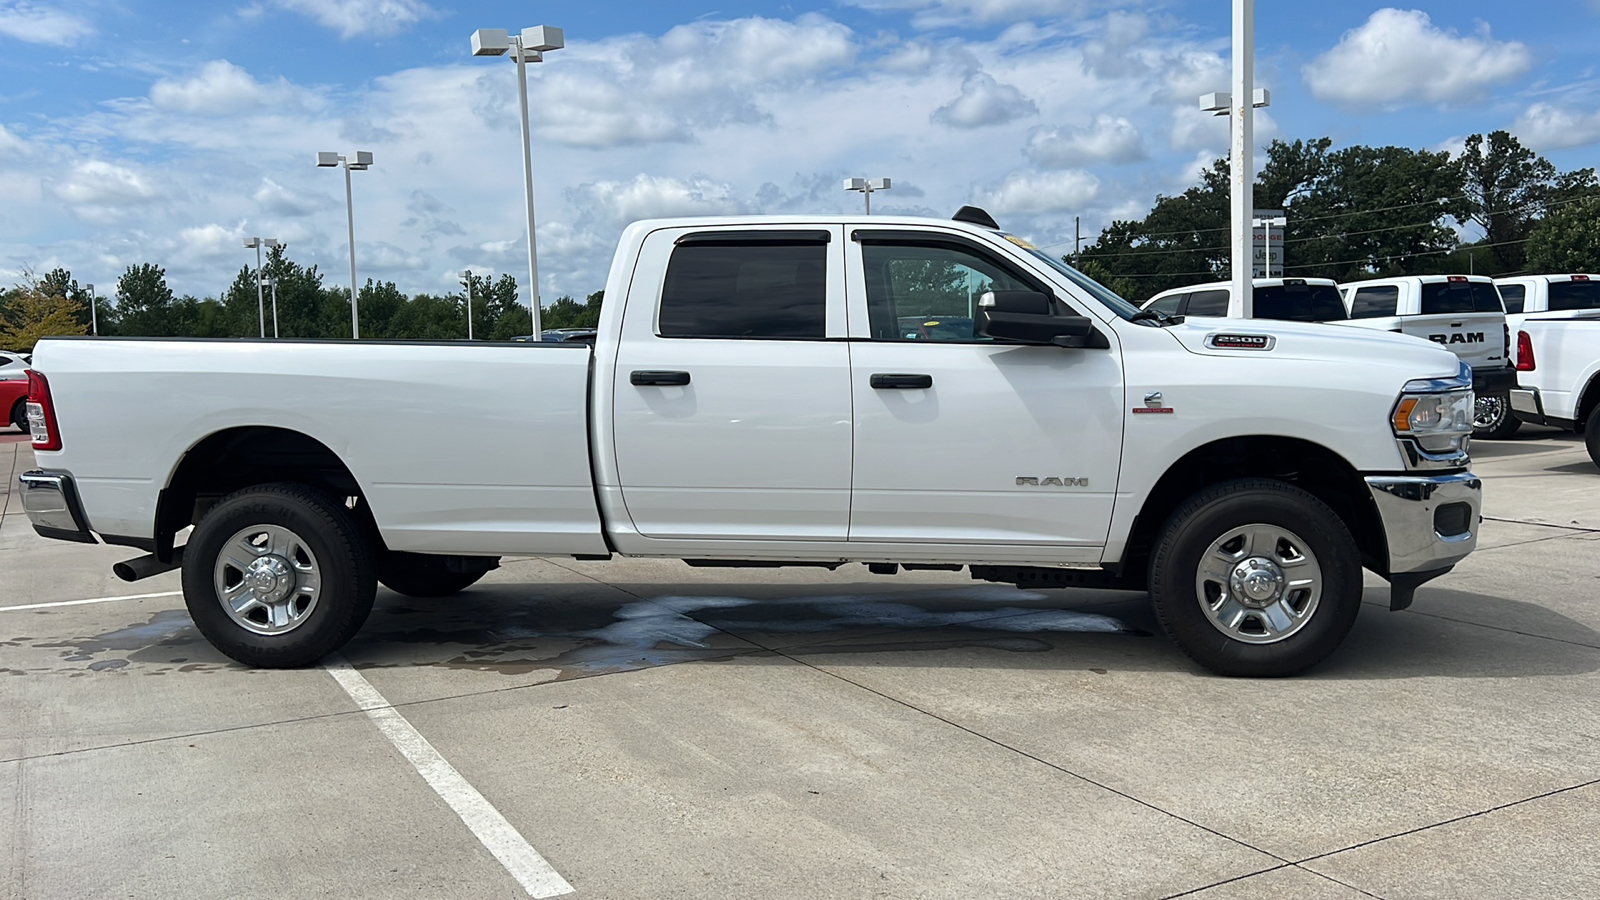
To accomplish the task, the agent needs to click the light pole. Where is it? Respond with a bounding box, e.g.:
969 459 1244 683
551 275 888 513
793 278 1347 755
85 283 97 336
260 274 280 337
1252 214 1286 278
463 270 474 340
471 25 564 336
1200 0 1264 318
315 151 373 339
244 237 281 338
844 177 891 214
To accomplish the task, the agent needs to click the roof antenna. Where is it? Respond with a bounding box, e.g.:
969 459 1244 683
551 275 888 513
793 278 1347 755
952 206 999 229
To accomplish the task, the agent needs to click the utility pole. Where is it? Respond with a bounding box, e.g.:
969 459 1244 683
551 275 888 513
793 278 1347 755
1074 216 1081 266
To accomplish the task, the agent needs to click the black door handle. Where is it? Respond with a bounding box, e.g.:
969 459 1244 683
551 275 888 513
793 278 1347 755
631 370 691 386
870 373 933 390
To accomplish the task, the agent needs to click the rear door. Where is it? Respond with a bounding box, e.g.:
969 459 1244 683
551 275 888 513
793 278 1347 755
1403 278 1505 368
610 226 854 541
843 229 1123 553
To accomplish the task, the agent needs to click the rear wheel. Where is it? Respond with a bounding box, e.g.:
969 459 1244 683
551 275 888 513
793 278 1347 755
9 398 25 433
1148 479 1362 677
1586 406 1600 470
1473 391 1520 439
378 552 492 598
182 483 376 668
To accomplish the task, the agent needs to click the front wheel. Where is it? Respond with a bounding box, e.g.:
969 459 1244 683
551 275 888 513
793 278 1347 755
182 483 376 668
1473 391 1520 440
1148 479 1362 677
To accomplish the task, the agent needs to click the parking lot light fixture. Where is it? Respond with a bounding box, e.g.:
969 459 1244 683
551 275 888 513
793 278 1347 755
463 270 474 341
85 283 97 336
243 237 278 338
470 25 564 335
316 152 373 339
844 177 891 214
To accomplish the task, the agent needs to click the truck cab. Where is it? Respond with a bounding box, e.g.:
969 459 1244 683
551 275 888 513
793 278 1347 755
1141 278 1346 322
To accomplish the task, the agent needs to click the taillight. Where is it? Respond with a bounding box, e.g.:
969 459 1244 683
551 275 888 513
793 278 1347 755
1515 331 1535 372
26 370 62 451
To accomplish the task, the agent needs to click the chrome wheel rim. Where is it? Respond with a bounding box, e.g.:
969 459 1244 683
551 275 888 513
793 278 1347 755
213 524 322 635
1473 395 1506 430
1195 524 1322 645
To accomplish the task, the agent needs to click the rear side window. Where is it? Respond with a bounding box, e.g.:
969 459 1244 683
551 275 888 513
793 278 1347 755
1145 295 1183 316
1420 281 1502 315
1253 284 1346 322
659 241 827 339
1349 286 1399 319
1184 290 1229 317
1548 281 1600 311
1497 284 1526 314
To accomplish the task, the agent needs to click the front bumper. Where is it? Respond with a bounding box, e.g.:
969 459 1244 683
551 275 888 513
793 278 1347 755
1365 471 1482 610
18 470 96 544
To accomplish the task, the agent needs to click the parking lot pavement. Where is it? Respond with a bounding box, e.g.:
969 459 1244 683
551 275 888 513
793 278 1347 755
4 432 1599 899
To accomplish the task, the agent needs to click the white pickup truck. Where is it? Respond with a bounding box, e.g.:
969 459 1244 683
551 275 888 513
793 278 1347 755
19 212 1482 677
1509 317 1600 467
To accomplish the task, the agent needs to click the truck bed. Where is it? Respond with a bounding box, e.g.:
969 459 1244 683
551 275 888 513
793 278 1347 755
34 338 607 556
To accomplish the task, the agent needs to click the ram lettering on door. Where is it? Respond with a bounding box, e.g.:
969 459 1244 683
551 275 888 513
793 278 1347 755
1428 333 1484 345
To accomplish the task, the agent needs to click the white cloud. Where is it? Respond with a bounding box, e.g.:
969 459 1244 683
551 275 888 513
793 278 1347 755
0 2 92 45
1025 115 1146 167
1303 9 1531 109
567 174 751 229
272 0 433 39
52 160 158 206
932 72 1038 128
253 178 321 217
980 170 1099 215
844 0 1091 28
1514 102 1600 151
177 223 246 260
150 60 308 115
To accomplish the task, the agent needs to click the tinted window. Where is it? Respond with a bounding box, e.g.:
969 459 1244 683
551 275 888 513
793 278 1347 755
0 358 13 368
1548 281 1600 311
1184 290 1229 317
1146 295 1183 316
862 242 1036 341
659 242 826 338
1252 284 1346 322
1349 286 1399 318
1420 281 1502 315
1497 284 1526 314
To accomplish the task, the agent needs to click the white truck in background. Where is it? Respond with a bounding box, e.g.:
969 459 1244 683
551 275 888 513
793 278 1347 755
1139 278 1346 323
21 210 1481 677
1509 317 1600 467
1337 275 1518 439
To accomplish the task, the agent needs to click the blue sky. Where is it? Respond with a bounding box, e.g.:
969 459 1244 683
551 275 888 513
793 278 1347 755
3 0 1599 304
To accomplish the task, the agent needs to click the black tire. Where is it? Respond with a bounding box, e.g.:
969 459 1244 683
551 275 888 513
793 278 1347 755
1473 391 1520 440
1148 479 1362 677
182 482 376 668
1586 406 1600 470
10 398 25 433
378 552 492 598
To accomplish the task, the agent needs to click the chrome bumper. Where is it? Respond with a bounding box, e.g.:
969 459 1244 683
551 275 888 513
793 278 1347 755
1510 387 1545 425
18 470 96 544
1365 471 1481 609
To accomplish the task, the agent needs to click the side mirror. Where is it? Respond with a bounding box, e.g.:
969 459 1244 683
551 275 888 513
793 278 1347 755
975 291 1101 347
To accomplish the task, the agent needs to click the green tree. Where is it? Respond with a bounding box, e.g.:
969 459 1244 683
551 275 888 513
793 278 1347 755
0 272 88 352
115 263 178 336
1456 131 1562 270
1526 196 1600 273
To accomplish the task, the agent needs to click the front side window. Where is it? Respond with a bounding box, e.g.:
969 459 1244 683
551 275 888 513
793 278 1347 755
1498 284 1526 314
658 241 826 339
1349 286 1399 318
1548 280 1600 311
861 242 1037 341
1420 281 1502 314
1146 295 1183 316
1184 290 1229 317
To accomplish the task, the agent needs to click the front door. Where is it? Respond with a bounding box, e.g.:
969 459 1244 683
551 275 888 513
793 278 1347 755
844 231 1124 553
611 226 853 541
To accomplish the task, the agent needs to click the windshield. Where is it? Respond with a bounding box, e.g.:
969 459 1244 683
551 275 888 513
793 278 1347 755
1006 237 1145 320
1254 284 1347 322
1548 280 1600 311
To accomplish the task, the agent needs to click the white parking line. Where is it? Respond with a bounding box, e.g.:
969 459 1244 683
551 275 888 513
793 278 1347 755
0 590 183 612
323 656 575 898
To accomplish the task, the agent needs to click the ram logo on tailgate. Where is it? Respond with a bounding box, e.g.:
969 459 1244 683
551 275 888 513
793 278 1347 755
1428 333 1484 345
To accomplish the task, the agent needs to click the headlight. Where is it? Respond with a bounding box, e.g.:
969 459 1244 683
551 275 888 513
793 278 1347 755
1392 363 1473 457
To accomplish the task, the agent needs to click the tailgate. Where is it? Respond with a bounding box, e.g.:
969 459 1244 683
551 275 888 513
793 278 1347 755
1398 313 1504 368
